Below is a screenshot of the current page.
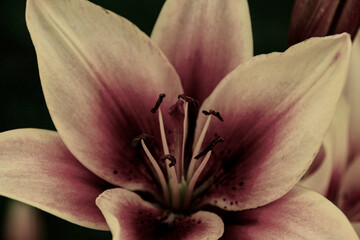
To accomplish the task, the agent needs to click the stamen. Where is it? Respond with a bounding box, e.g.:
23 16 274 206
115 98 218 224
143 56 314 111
184 150 212 208
178 94 199 108
140 139 169 205
187 110 224 181
160 154 177 168
181 101 189 179
158 109 170 156
202 110 224 122
186 115 212 181
195 137 224 159
151 93 166 113
132 134 152 147
157 108 180 209
160 155 180 209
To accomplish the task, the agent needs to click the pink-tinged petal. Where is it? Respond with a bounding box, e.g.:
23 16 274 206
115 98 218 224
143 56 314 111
288 0 340 45
338 155 360 221
26 0 183 192
299 143 332 196
353 222 360 237
0 129 110 230
96 188 224 240
196 34 351 211
345 29 360 157
301 96 350 198
151 0 253 103
324 96 351 200
220 186 358 240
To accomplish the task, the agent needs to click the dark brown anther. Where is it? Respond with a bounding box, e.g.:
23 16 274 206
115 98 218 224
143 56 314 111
195 137 224 159
202 110 224 121
178 94 199 108
159 154 177 167
132 134 152 147
151 93 166 113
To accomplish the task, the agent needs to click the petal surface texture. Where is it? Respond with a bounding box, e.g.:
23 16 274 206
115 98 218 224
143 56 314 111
0 129 110 230
96 188 224 240
221 186 359 240
196 34 351 211
345 29 360 157
151 0 253 103
299 143 332 196
338 155 360 221
26 0 183 192
300 96 350 198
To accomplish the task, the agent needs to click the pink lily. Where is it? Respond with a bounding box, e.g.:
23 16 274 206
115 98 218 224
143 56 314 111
289 0 360 232
338 32 360 232
302 29 360 235
0 0 357 239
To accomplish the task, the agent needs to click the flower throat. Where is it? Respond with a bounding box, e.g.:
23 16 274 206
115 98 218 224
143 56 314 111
133 93 224 212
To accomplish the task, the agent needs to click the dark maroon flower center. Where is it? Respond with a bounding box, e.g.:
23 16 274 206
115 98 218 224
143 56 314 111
133 93 224 212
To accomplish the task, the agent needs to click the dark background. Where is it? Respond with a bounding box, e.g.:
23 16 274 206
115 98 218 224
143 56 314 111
0 0 294 239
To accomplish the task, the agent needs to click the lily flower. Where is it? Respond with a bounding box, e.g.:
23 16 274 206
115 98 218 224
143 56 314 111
300 29 360 235
0 0 357 239
289 0 360 233
335 28 360 236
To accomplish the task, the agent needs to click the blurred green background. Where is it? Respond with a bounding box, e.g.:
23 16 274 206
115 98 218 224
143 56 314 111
0 0 294 239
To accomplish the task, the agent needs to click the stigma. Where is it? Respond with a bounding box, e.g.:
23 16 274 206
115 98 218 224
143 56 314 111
133 93 223 211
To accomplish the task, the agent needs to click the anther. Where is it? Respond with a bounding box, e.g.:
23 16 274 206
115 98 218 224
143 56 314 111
151 93 166 113
132 134 152 147
178 94 199 108
195 137 224 159
160 154 177 167
202 110 224 122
